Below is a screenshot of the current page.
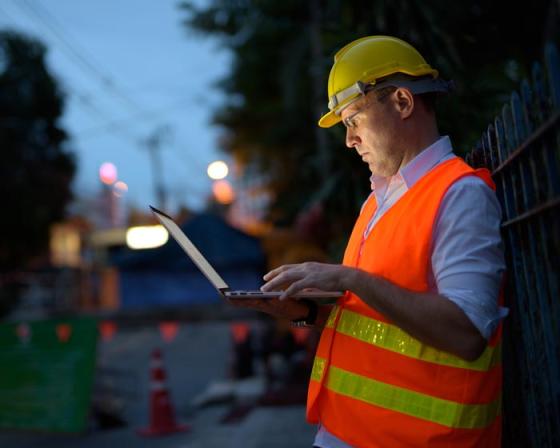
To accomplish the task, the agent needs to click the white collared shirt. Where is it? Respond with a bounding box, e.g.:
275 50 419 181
314 135 508 448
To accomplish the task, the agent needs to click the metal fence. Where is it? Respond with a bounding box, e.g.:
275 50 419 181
466 43 560 447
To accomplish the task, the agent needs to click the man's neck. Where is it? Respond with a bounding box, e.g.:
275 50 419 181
398 118 440 171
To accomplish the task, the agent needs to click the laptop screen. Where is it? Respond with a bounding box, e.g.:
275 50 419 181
150 206 230 292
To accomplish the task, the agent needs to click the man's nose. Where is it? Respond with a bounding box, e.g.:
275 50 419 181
345 128 361 149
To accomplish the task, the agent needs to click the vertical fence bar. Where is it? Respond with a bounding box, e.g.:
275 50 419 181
495 118 515 221
486 125 498 171
546 44 560 109
544 45 560 197
532 62 547 126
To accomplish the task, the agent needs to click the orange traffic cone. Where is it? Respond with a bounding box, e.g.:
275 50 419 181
137 348 189 437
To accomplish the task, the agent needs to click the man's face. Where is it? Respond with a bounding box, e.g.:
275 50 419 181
340 89 405 177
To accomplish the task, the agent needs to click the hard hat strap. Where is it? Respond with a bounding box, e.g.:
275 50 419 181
374 75 454 96
330 75 454 115
328 80 370 111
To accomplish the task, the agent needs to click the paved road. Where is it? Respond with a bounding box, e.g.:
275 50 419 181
0 320 316 447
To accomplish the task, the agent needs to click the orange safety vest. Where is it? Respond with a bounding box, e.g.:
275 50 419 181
307 157 503 447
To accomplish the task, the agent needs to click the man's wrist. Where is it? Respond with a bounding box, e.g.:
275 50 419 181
291 299 318 327
338 265 358 292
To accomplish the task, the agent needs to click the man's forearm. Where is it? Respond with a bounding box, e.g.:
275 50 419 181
343 268 486 361
260 261 486 359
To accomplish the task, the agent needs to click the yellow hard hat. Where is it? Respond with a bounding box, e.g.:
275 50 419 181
319 36 446 128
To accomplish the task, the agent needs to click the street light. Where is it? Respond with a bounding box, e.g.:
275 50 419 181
126 225 168 249
207 160 229 180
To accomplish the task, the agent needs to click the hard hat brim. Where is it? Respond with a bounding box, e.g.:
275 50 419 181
318 110 342 128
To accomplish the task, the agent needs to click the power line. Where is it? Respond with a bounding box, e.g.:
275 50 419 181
0 2 143 145
4 0 143 142
0 1 215 207
76 97 194 139
13 1 209 170
15 0 178 143
66 84 143 143
16 0 146 117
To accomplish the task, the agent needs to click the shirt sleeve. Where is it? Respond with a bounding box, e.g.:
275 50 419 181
431 176 508 340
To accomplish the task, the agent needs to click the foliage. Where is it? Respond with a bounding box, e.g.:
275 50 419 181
0 31 75 273
180 0 553 257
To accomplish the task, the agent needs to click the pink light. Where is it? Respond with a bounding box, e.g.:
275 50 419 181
99 162 117 185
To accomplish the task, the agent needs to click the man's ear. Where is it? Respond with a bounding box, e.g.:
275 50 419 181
393 87 414 119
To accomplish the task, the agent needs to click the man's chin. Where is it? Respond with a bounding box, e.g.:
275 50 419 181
367 162 380 175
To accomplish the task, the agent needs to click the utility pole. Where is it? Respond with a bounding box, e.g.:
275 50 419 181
144 126 169 209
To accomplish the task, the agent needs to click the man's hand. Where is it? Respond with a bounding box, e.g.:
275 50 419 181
261 262 351 300
227 296 310 321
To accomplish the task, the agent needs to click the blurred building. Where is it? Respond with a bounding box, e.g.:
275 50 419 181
111 212 266 309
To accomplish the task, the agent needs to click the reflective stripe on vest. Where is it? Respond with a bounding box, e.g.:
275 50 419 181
327 306 501 372
311 356 502 429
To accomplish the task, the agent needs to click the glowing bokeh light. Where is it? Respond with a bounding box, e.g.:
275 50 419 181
207 160 229 180
113 181 129 197
126 225 168 249
212 179 235 204
99 162 117 185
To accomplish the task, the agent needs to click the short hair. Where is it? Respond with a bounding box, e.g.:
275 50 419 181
357 84 437 116
373 86 397 103
373 86 437 115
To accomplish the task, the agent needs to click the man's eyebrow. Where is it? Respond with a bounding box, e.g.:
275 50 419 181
342 101 365 117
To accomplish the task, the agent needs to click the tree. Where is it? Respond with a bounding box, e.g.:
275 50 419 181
180 0 553 257
0 31 75 314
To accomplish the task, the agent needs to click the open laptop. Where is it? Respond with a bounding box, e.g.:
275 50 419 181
149 206 343 300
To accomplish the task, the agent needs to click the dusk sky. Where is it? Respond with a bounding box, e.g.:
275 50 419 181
0 0 231 213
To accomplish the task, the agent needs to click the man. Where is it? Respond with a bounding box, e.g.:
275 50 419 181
230 35 507 447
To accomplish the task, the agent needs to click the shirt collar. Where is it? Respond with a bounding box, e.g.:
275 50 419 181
369 135 453 191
